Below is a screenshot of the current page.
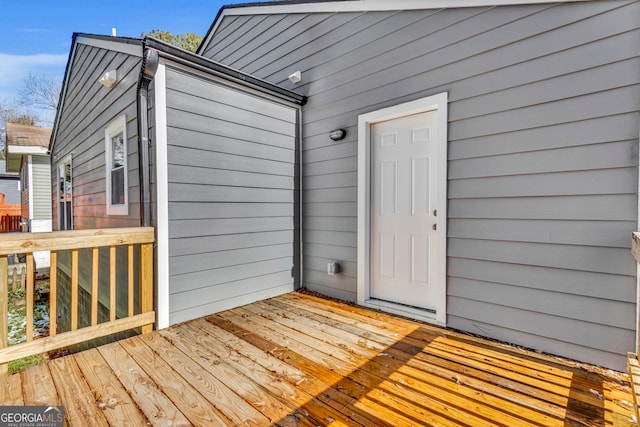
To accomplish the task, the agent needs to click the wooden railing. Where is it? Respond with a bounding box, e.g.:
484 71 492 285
0 227 155 372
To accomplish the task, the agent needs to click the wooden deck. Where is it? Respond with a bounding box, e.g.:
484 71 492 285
0 292 636 426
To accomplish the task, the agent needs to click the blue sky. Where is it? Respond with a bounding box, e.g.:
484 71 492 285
0 0 235 110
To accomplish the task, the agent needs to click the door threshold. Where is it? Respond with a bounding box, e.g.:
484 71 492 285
362 298 445 327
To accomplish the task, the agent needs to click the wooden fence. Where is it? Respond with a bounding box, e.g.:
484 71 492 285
0 215 21 233
0 227 155 372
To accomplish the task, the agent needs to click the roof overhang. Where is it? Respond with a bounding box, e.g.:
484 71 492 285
146 37 306 106
199 0 591 53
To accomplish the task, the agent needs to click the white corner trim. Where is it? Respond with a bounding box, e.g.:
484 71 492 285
357 92 448 326
154 63 170 330
27 156 34 220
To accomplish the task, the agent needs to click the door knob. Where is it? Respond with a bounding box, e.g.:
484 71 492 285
432 223 437 231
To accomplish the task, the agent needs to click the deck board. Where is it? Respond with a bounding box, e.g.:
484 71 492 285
0 292 635 426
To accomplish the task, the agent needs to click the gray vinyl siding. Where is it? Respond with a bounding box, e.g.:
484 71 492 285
163 66 298 324
49 39 143 331
51 42 141 230
201 0 640 370
30 156 52 221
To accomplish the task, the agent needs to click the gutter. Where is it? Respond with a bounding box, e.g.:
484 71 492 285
137 47 159 227
145 37 306 106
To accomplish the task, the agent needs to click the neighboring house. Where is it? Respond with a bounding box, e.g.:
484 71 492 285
0 160 20 205
49 0 640 371
5 123 52 269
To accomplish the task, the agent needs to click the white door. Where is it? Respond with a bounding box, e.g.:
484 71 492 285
370 110 442 311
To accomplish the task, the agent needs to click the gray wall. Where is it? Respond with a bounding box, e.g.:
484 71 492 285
201 0 640 370
163 66 299 324
51 41 141 230
49 39 143 325
31 155 52 221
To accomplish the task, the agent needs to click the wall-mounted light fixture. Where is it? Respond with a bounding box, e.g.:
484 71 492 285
329 129 346 141
288 70 302 84
99 70 118 88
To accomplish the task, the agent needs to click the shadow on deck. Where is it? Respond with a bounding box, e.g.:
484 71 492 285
0 292 636 426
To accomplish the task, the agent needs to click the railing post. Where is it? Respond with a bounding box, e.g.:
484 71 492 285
140 243 154 334
0 255 7 373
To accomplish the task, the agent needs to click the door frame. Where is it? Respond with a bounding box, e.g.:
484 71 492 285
357 92 448 326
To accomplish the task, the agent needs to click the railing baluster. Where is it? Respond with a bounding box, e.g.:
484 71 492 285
140 243 153 334
71 249 78 331
91 247 99 326
50 251 57 337
26 254 34 342
128 244 134 317
109 245 116 322
0 255 8 373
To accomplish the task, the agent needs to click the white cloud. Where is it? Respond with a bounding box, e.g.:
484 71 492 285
0 52 67 101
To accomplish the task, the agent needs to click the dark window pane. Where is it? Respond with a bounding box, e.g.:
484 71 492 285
111 167 125 205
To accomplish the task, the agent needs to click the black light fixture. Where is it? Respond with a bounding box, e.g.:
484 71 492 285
329 129 346 141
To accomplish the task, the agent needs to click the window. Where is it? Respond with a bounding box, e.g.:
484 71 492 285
57 156 73 230
105 115 128 215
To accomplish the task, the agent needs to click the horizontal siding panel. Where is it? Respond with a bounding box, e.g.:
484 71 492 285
447 296 634 355
302 269 357 300
168 165 293 190
449 86 639 141
166 67 296 123
302 202 356 217
302 230 356 248
449 195 637 221
168 202 292 220
304 187 357 203
449 58 640 122
170 244 293 276
449 168 637 198
448 113 640 160
167 145 294 177
169 282 294 325
302 140 356 162
303 243 357 263
449 140 637 179
168 183 293 203
170 271 291 311
303 157 357 176
448 258 635 302
447 315 629 371
167 109 295 150
170 257 292 294
167 88 295 137
215 15 303 67
169 217 293 239
304 216 357 232
448 238 636 276
447 218 636 248
168 127 294 161
169 231 293 258
448 277 634 329
304 172 357 190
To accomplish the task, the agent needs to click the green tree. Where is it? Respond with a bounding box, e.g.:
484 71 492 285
142 29 202 53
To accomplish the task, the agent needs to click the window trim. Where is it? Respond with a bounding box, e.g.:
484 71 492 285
105 115 129 216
